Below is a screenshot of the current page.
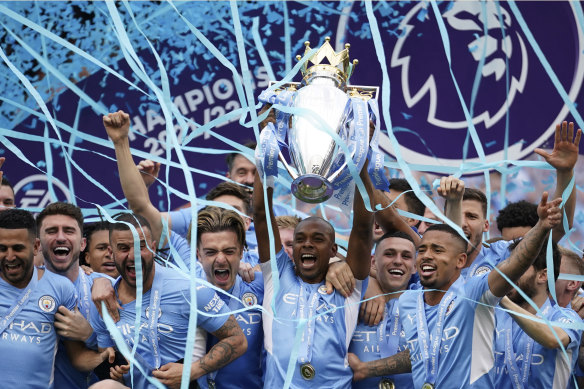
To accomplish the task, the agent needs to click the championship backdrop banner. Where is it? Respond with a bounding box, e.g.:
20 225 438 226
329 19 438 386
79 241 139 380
0 1 583 246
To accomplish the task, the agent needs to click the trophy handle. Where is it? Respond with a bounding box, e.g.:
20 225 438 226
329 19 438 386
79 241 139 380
278 151 299 180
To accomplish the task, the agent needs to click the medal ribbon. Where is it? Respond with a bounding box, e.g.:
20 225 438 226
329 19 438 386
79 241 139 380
416 290 456 386
297 283 321 364
148 268 163 369
0 267 39 334
78 267 91 319
367 98 389 191
378 299 401 358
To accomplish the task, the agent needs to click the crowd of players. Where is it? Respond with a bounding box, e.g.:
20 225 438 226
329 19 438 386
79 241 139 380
0 109 583 389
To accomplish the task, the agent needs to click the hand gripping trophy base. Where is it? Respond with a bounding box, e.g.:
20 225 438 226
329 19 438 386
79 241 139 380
291 174 334 203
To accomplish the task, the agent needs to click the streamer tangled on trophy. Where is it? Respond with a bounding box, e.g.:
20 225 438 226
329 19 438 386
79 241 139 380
256 37 388 207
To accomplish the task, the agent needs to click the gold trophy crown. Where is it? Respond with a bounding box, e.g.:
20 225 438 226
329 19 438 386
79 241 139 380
296 37 358 87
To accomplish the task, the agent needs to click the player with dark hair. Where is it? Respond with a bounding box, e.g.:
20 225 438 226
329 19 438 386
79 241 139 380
90 212 247 388
495 200 539 240
0 208 112 388
82 221 118 278
387 178 426 228
350 192 563 388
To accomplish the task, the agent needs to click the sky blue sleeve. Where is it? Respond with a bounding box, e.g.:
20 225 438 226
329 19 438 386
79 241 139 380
169 207 193 237
195 285 231 333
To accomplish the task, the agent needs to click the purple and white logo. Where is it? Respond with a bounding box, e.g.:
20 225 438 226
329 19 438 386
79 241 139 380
371 1 584 167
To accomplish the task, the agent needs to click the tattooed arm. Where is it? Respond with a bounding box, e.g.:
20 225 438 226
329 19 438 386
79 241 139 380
193 315 247 380
488 192 562 298
152 315 247 388
348 350 412 381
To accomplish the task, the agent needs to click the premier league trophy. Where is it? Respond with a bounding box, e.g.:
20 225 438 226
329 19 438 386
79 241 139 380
256 37 383 205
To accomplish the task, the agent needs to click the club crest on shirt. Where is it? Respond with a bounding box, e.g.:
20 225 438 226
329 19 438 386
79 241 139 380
38 295 56 312
446 300 455 316
473 265 491 276
242 292 257 307
145 307 163 319
317 285 328 295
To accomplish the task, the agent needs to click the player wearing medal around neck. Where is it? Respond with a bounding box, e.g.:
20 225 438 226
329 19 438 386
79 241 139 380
192 206 265 389
492 240 582 389
37 202 119 389
349 191 563 388
0 208 114 389
89 212 247 388
253 149 376 388
348 231 416 389
450 121 580 280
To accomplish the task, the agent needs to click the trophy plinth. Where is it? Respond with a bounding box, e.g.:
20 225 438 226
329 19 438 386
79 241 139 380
291 174 334 203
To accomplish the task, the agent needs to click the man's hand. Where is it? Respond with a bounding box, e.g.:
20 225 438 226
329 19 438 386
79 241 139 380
92 277 121 322
534 121 581 172
437 175 465 202
152 362 186 389
348 352 366 381
54 306 94 341
238 262 255 283
536 192 562 230
137 159 161 189
80 265 94 275
103 110 131 145
359 278 385 326
571 295 584 319
258 104 276 130
110 363 130 382
325 260 355 297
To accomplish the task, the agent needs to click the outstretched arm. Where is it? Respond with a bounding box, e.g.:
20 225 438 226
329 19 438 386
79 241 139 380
534 121 581 242
500 297 571 348
349 350 411 381
253 170 281 263
373 188 421 246
103 111 169 245
488 192 562 297
64 340 114 372
346 162 375 280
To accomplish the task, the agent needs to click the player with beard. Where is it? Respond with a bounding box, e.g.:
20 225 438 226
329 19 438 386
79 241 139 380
348 231 417 388
37 202 116 388
82 221 119 279
447 121 580 279
494 241 582 389
253 153 375 388
349 191 562 388
0 208 112 388
90 213 247 388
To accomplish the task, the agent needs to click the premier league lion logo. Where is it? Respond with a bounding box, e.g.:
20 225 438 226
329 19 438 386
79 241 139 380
368 0 584 167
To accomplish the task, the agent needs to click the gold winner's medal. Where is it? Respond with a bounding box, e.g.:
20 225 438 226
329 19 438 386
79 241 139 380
300 363 316 380
207 379 216 389
379 378 395 389
421 383 435 389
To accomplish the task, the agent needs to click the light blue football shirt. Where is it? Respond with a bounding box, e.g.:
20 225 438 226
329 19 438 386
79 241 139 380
91 264 231 388
261 248 367 389
399 273 500 388
349 297 413 389
0 268 77 389
494 298 582 389
198 273 265 389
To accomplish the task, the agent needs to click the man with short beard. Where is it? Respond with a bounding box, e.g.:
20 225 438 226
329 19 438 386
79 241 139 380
350 191 562 388
0 208 112 388
90 213 247 388
494 241 582 389
37 202 114 388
